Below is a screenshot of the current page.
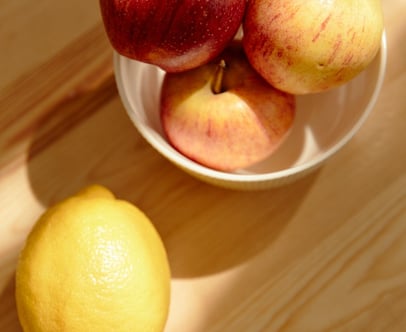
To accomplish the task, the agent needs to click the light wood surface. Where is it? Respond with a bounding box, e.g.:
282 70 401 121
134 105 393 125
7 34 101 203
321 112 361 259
1 1 405 331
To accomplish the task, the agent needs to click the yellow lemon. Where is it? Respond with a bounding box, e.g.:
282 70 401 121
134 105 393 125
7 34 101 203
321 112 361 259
15 185 171 332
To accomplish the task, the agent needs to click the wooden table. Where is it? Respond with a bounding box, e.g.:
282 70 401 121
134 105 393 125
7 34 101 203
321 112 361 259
1 1 405 331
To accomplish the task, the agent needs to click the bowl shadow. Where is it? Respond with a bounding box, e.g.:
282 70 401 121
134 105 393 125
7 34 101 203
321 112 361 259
26 66 321 279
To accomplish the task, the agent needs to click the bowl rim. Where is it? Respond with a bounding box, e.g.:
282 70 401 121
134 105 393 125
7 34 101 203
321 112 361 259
114 32 387 184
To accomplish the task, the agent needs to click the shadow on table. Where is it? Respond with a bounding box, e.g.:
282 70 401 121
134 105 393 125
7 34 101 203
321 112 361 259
25 68 321 279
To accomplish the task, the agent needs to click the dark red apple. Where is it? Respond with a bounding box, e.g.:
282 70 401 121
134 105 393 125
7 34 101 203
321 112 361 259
100 0 246 72
160 43 296 172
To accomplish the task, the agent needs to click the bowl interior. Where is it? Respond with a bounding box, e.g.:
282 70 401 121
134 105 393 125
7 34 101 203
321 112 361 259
114 34 386 183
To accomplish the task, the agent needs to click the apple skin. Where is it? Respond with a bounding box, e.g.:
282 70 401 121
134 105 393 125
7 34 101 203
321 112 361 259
160 43 296 172
100 0 246 73
242 0 384 94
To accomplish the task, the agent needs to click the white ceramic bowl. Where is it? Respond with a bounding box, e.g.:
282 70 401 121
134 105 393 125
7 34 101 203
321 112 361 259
114 33 387 190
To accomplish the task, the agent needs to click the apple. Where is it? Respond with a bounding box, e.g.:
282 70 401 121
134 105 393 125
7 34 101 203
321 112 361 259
100 0 246 72
160 42 296 172
242 0 384 94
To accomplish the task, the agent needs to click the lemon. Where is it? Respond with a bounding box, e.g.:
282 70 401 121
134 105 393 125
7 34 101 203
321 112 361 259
15 185 171 332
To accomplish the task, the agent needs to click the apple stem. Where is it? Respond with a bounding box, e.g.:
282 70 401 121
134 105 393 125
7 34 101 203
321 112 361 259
211 59 226 94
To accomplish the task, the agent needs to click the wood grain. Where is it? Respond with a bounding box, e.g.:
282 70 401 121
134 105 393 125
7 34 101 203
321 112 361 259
1 1 405 331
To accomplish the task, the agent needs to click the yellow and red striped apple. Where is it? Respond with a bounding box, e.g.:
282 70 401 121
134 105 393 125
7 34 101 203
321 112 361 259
242 0 384 94
160 43 296 172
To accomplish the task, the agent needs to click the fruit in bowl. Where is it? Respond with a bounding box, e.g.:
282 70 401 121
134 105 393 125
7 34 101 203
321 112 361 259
99 0 246 72
102 0 386 188
160 43 296 172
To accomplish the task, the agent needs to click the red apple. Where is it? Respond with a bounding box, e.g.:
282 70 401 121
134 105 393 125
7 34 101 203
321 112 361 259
100 0 246 72
160 43 296 172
